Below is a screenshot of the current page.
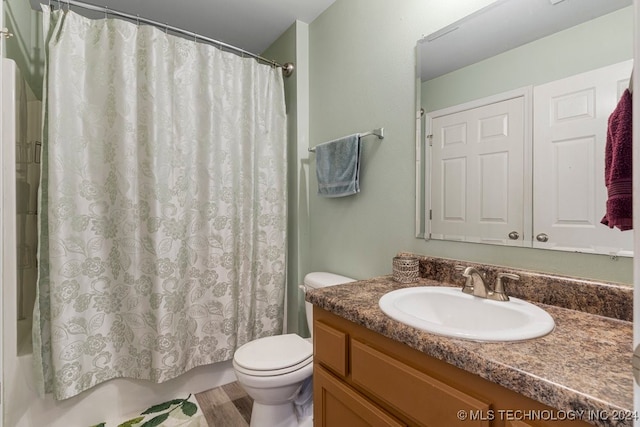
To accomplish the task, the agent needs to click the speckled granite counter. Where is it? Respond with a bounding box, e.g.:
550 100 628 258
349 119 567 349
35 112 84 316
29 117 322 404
306 275 634 427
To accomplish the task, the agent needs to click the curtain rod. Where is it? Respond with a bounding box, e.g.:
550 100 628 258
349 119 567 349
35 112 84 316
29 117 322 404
46 0 295 77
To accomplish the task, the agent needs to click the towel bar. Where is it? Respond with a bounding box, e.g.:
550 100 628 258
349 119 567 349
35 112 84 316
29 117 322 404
308 128 384 152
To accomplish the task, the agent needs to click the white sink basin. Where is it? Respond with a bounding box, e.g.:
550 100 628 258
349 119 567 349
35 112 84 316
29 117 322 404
379 286 555 342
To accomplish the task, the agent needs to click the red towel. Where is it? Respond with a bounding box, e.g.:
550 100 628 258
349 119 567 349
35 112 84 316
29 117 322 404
601 89 633 231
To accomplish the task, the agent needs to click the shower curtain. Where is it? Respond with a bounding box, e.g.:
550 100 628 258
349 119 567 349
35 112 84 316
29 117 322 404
33 8 287 400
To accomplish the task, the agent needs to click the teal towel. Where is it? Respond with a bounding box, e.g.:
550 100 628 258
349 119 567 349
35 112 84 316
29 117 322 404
315 134 361 197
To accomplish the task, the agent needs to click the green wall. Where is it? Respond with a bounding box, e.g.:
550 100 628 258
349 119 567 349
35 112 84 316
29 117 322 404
307 0 633 285
3 0 43 99
262 21 312 334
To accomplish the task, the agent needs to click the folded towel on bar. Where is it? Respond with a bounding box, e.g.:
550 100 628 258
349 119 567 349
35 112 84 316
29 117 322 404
601 88 633 231
315 133 362 197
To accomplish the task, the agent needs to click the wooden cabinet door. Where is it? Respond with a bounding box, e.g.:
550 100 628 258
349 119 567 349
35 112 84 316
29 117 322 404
314 365 407 427
314 320 348 377
506 421 535 427
350 339 491 427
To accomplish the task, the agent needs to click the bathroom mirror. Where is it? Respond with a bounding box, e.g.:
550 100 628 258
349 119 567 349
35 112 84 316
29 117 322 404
416 0 634 256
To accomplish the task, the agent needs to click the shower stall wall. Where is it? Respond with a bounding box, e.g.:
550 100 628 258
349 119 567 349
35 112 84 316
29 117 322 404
2 57 39 362
14 60 40 356
1 58 236 427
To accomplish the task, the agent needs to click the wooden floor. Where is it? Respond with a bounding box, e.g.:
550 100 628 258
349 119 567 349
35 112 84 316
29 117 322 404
195 382 253 427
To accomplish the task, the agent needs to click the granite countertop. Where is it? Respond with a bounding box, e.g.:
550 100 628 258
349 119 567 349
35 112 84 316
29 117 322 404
306 275 634 427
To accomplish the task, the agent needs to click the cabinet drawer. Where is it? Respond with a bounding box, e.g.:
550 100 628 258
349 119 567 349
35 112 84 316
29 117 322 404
351 339 491 427
315 365 407 427
314 321 348 377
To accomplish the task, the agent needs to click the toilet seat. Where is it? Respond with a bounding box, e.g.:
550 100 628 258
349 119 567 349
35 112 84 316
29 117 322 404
233 334 313 377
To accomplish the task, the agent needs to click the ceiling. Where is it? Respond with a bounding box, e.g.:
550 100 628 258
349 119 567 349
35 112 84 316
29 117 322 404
31 0 336 55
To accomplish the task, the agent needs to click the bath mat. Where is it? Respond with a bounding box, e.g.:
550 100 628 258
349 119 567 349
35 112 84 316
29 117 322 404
90 394 208 427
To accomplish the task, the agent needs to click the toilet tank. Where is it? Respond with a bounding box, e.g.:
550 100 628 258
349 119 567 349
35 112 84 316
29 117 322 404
303 272 355 337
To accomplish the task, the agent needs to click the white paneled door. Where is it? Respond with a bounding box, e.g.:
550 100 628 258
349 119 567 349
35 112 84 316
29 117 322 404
430 94 527 245
533 60 634 256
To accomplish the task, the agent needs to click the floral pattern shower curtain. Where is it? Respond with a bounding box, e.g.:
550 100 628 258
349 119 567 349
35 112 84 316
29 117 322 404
33 8 287 400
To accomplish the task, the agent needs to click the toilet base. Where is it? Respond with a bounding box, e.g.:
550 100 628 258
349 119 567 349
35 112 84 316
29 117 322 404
298 415 313 427
250 401 298 427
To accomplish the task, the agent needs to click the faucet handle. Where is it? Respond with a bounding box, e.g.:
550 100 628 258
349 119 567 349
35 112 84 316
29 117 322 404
493 273 519 301
454 265 474 294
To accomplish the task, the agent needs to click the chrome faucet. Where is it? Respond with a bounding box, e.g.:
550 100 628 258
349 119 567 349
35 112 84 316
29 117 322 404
455 265 474 294
462 267 489 298
457 266 520 301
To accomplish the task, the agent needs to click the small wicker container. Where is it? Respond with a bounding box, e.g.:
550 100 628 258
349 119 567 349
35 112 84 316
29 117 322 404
392 256 419 283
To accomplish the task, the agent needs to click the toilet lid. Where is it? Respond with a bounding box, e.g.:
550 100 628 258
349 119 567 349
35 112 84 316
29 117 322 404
234 334 313 373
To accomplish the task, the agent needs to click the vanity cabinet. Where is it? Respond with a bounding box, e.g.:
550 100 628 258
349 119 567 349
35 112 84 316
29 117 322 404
315 367 407 427
313 306 592 427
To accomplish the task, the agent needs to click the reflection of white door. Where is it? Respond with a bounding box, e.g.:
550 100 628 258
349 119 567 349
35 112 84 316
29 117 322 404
533 60 634 256
429 92 527 245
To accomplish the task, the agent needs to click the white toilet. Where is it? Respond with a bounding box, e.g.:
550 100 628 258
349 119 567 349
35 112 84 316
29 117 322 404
232 272 355 427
